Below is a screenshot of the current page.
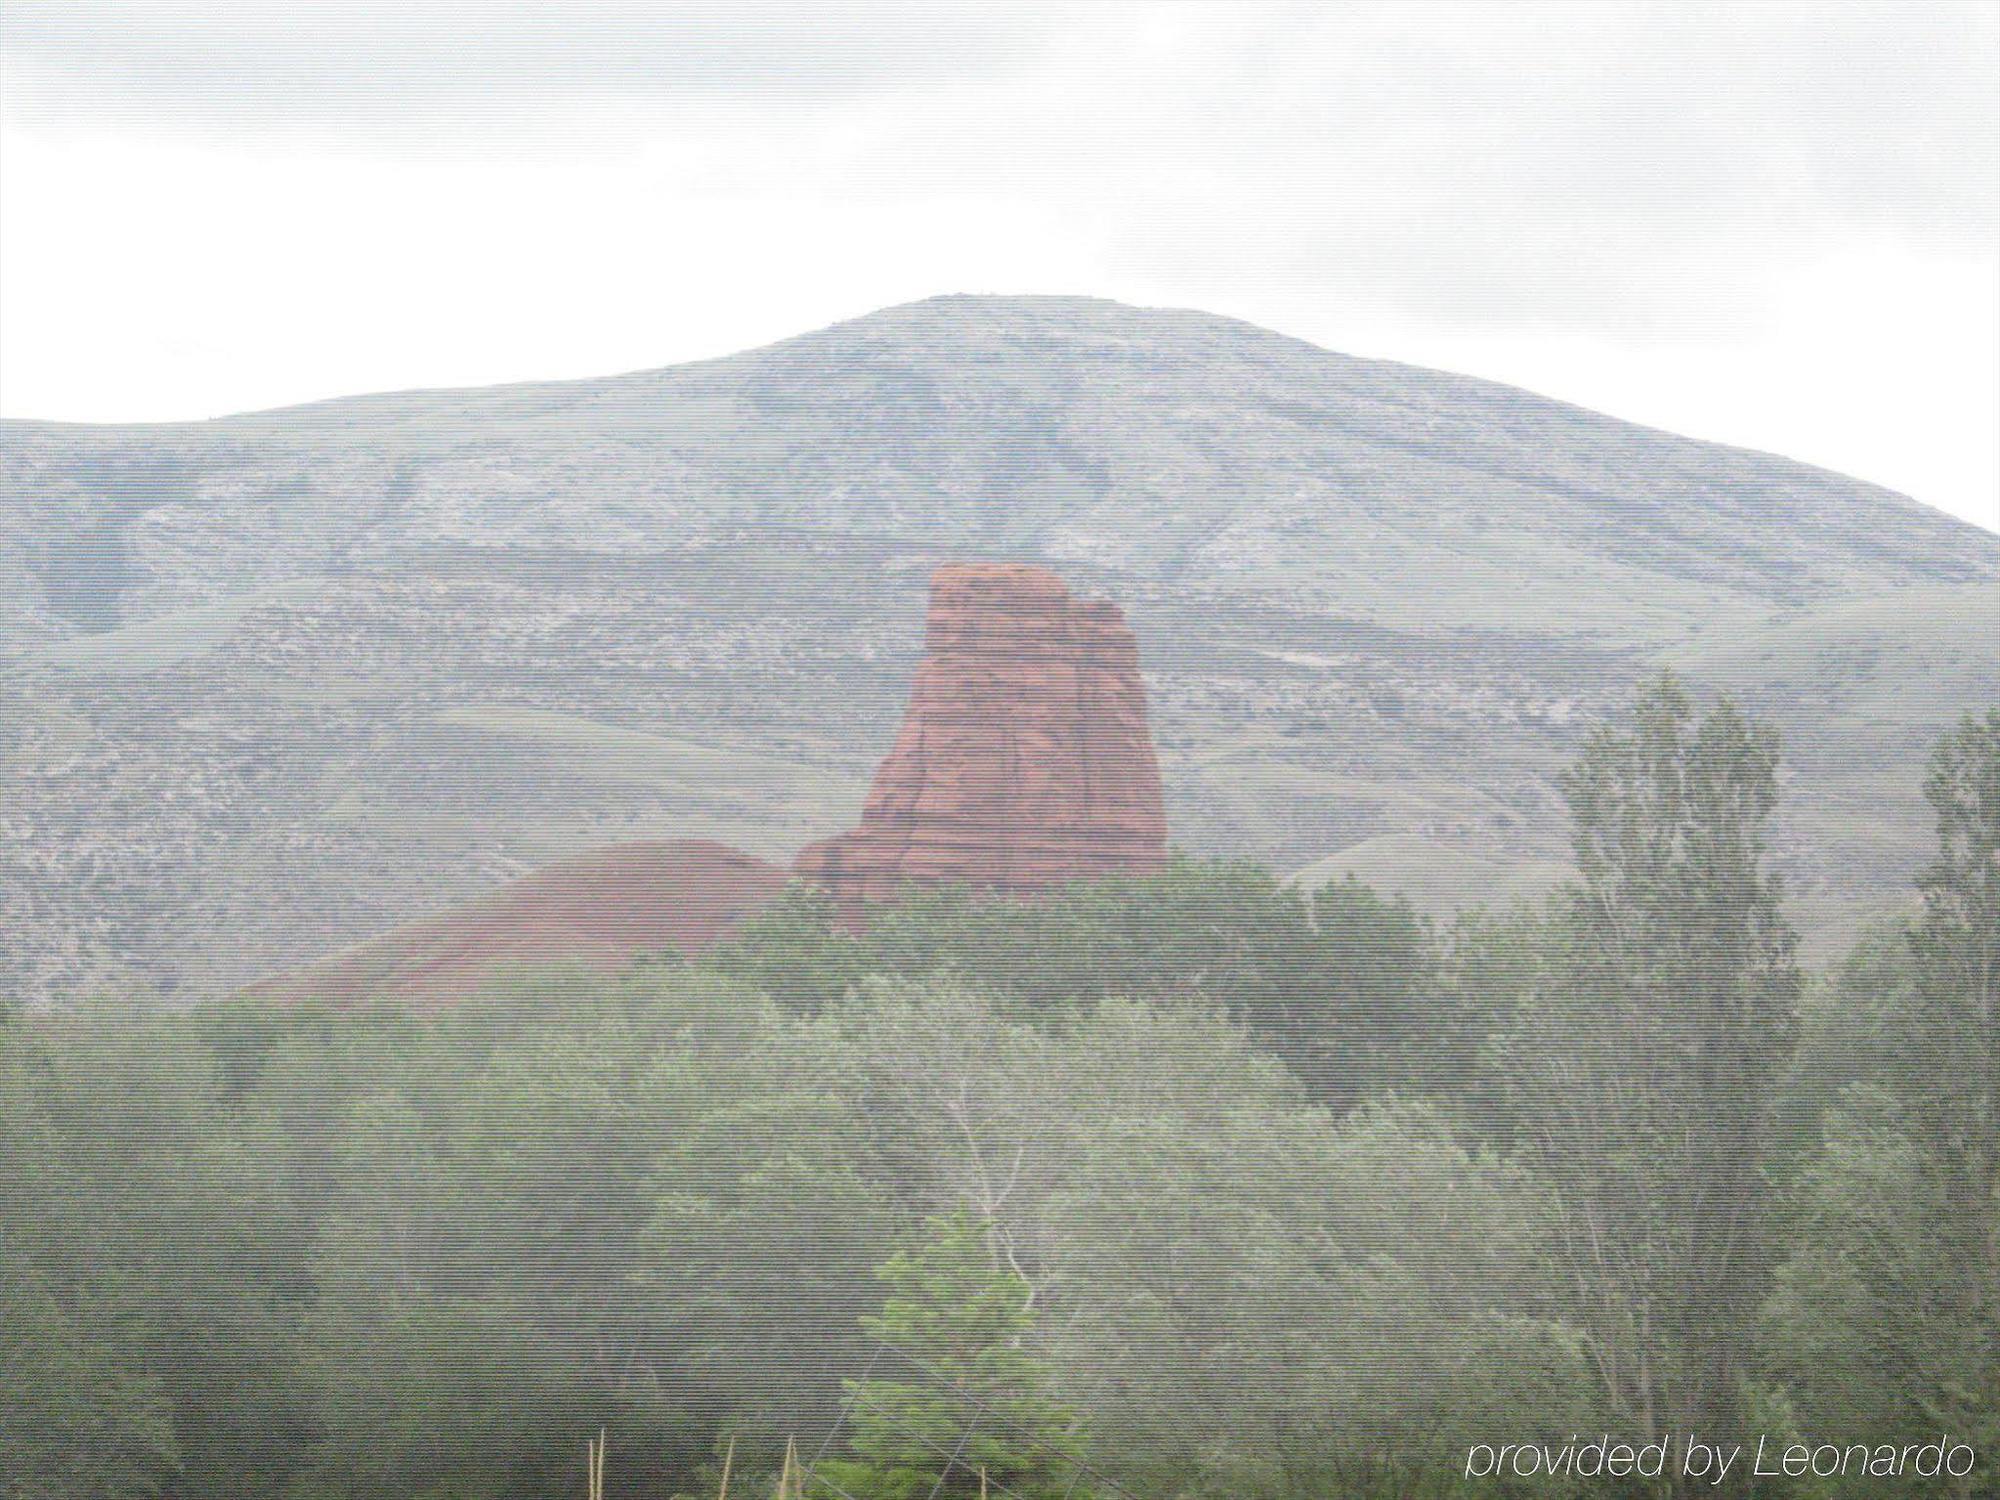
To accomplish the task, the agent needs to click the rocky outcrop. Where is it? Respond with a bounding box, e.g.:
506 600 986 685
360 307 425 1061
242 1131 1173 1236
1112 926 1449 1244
793 562 1167 908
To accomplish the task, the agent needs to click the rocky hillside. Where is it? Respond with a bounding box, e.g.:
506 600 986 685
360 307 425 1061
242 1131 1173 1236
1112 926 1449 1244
4 296 1997 1004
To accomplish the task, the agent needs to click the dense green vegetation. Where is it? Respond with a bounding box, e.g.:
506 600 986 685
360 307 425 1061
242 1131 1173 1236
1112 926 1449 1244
2 683 1995 1499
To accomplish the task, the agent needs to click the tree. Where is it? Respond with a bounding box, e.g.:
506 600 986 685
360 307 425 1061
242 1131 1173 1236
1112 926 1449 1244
296 1091 592 1500
0 1237 180 1500
817 1211 1094 1500
0 1002 312 1499
292 972 794 1498
1771 925 1923 1165
703 882 866 1015
1770 712 2000 1497
1301 875 1446 1111
1049 1094 1598 1499
1907 711 2000 1380
635 1091 888 1458
1500 674 1801 1473
1763 1085 1995 1495
721 856 1464 1118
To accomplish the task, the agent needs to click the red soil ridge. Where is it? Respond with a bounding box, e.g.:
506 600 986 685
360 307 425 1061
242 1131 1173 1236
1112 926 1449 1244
245 840 787 1009
254 563 1167 1007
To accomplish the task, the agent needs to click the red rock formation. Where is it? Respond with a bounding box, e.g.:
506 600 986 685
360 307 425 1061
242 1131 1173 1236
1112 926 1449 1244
247 840 787 1009
250 563 1169 1007
793 562 1167 909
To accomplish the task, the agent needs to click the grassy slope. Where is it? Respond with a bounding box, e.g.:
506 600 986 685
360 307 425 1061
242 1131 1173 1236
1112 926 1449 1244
25 580 328 675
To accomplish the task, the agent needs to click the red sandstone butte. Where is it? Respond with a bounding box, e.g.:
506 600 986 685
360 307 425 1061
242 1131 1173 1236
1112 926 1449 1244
793 562 1168 908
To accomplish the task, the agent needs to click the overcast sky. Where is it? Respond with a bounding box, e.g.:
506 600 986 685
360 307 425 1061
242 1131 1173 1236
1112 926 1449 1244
3 1 1995 530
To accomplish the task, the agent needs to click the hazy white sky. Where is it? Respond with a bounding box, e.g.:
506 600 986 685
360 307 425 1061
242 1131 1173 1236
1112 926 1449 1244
3 0 1996 530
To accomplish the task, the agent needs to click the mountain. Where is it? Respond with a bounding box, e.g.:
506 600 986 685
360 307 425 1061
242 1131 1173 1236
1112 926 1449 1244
4 295 1996 1004
6 295 1991 647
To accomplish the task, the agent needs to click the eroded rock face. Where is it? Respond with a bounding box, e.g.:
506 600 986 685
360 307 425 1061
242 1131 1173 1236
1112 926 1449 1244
793 562 1168 908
